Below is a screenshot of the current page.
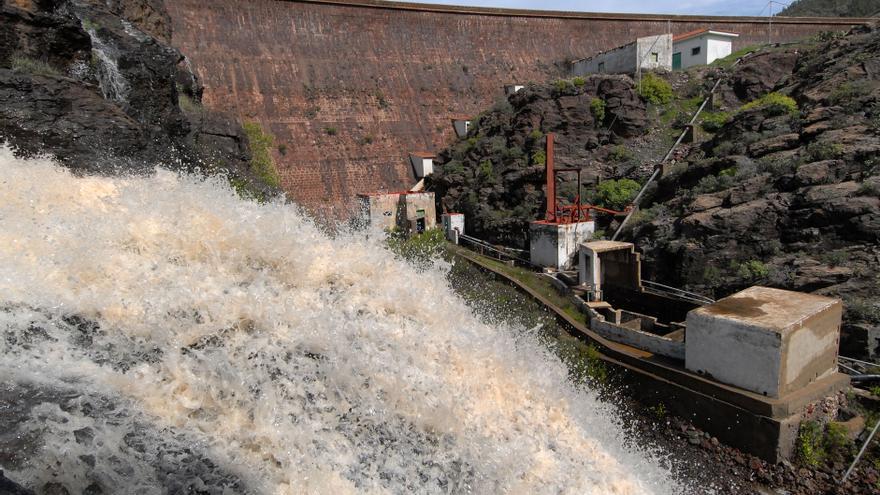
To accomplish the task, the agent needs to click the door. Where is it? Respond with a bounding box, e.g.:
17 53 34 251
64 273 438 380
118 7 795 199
672 52 682 70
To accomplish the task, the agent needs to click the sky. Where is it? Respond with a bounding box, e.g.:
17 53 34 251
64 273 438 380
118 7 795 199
408 0 795 16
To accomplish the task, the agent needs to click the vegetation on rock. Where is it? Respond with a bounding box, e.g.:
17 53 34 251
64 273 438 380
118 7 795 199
242 121 282 191
594 178 640 210
638 73 673 105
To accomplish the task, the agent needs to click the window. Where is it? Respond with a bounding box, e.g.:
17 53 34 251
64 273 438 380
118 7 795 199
692 46 701 56
598 62 605 73
651 52 658 63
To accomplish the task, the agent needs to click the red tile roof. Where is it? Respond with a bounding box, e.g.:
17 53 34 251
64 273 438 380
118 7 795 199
673 28 739 42
409 151 436 158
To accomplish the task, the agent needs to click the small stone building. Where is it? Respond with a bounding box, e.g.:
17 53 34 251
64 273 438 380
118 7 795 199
357 191 437 234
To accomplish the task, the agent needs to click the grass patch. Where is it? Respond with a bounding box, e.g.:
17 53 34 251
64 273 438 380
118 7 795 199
242 121 282 190
711 45 761 68
700 111 730 133
10 54 59 76
739 92 798 117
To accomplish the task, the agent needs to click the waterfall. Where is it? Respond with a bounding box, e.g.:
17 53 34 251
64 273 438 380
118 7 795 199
83 26 129 103
0 147 681 494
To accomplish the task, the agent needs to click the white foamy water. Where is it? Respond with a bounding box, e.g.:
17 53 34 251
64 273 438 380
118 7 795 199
0 147 681 494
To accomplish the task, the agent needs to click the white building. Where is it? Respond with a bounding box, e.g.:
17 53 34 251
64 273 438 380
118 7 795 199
408 151 435 178
672 29 739 70
572 34 673 75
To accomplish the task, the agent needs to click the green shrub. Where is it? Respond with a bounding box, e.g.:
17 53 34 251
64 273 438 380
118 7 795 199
638 73 673 105
858 180 880 197
607 145 633 162
360 135 373 145
242 121 282 190
739 92 798 116
797 421 825 468
572 76 586 87
590 97 606 123
807 141 844 161
828 81 871 107
324 126 337 136
595 178 640 210
700 111 730 132
847 297 880 324
477 160 494 180
719 167 736 177
277 143 288 156
552 78 575 95
529 129 544 141
736 260 769 280
532 150 546 166
10 54 59 76
375 91 389 109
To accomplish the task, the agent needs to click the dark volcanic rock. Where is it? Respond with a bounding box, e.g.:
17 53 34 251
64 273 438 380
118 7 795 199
631 25 880 356
428 75 648 247
0 0 273 194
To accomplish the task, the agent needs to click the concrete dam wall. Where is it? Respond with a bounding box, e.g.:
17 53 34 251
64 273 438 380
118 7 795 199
168 0 867 215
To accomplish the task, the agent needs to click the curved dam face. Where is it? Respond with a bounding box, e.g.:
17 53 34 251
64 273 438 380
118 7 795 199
168 0 864 215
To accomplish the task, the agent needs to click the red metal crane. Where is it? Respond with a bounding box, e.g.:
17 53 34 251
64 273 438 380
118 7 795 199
542 133 632 224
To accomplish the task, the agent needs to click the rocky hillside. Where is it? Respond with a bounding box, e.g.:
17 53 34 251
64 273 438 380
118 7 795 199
427 75 659 247
630 25 880 356
430 24 880 355
780 0 879 17
0 0 276 197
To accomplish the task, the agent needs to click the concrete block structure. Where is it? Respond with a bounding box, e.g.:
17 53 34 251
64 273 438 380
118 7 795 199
450 116 472 138
686 286 842 398
503 84 524 95
572 34 672 75
357 191 436 234
409 152 435 178
441 212 465 243
578 240 642 300
529 221 594 270
672 28 739 69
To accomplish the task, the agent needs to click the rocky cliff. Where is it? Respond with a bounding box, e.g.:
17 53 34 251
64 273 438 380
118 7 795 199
0 0 274 196
167 0 866 216
630 25 880 356
429 24 880 355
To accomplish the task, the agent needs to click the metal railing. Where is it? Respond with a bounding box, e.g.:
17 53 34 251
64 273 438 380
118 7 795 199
642 280 715 305
457 233 539 267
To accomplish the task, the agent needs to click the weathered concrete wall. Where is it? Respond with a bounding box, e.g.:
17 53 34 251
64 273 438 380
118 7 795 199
573 34 672 75
168 0 867 215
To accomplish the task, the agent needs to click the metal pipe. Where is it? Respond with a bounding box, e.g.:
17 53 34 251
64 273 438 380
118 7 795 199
849 374 880 383
841 418 880 483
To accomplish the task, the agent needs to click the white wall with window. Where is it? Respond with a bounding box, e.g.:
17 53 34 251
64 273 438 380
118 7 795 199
672 29 738 70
